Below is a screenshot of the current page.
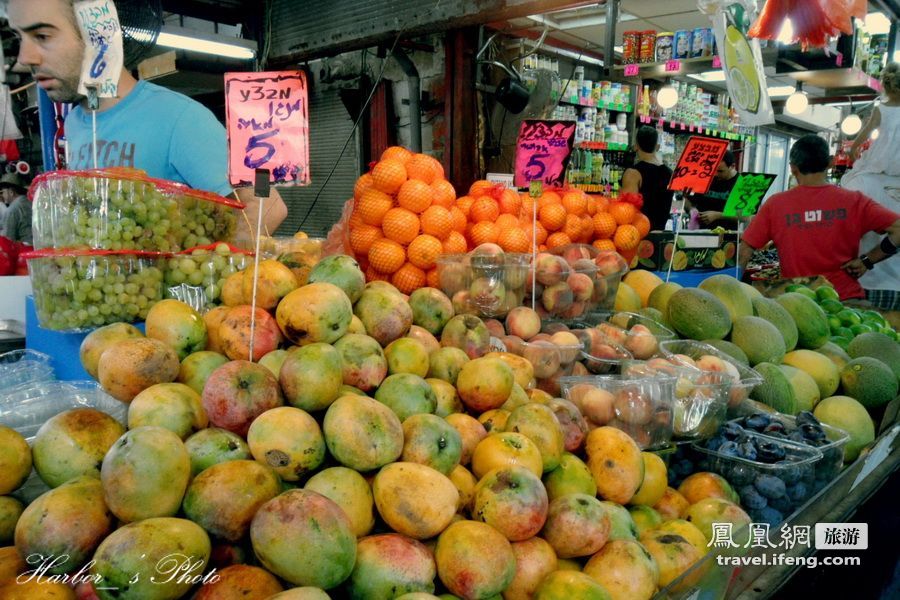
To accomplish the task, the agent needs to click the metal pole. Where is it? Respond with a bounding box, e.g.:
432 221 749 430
604 0 619 78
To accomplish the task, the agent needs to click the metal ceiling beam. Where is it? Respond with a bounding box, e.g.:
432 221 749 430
267 0 598 65
160 0 248 25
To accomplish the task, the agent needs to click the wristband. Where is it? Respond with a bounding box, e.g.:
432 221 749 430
860 255 875 270
880 236 898 256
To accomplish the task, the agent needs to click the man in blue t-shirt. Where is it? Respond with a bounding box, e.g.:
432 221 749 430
7 0 288 238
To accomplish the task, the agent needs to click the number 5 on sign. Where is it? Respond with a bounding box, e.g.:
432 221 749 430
225 70 310 187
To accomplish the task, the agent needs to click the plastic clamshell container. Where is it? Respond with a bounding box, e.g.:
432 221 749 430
436 252 531 318
691 430 824 522
526 244 628 322
728 414 849 490
163 244 253 310
623 360 732 440
30 169 243 252
0 349 54 392
658 339 763 407
559 374 676 450
24 249 166 331
601 310 677 360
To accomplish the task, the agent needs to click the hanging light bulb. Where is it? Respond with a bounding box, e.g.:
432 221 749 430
871 128 880 140
841 113 862 135
658 82 678 109
785 82 808 115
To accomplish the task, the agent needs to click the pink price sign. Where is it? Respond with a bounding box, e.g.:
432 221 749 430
225 70 310 187
665 60 681 72
514 120 577 188
624 64 640 77
712 55 722 68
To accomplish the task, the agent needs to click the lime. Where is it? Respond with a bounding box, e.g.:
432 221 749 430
861 310 887 327
829 336 850 351
837 309 862 326
819 299 844 315
828 316 842 334
815 286 840 302
850 323 873 336
836 327 855 339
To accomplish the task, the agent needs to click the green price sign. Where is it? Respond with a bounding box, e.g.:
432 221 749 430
723 173 777 217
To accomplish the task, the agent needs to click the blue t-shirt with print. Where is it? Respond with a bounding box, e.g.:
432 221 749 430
64 80 233 196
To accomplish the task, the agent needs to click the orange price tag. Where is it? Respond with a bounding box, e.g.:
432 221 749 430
667 136 729 194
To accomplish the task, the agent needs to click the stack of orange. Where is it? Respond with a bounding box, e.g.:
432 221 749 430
455 181 531 254
348 146 457 293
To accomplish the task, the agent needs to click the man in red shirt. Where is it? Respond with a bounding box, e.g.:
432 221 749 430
739 135 900 300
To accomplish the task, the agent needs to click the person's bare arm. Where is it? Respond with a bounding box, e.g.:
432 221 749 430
849 107 881 161
842 218 900 278
621 168 642 194
234 186 289 240
738 240 759 271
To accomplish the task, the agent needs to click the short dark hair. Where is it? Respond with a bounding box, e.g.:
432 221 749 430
635 126 658 153
721 150 736 167
789 135 831 174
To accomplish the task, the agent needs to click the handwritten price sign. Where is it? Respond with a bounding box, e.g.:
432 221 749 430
514 120 576 188
722 173 777 217
74 0 124 98
667 136 729 194
225 71 310 187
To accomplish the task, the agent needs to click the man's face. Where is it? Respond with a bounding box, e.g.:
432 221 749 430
0 188 13 205
8 0 85 103
715 161 734 181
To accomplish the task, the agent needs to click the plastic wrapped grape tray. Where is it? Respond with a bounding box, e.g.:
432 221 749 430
29 169 244 252
163 243 253 310
23 249 167 331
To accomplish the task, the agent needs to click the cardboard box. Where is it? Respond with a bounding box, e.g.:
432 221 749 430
637 231 738 271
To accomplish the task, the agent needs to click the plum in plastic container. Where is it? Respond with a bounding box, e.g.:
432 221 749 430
658 339 763 408
436 252 531 318
602 310 677 359
729 411 849 491
30 169 243 252
23 249 167 331
559 374 676 449
692 429 824 526
164 243 253 310
526 244 628 322
623 359 732 440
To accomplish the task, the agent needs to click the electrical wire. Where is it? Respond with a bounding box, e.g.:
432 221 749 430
297 30 403 229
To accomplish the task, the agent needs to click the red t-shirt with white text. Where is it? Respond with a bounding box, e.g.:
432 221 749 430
743 185 899 299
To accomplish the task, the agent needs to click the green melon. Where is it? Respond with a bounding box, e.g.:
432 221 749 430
775 293 830 349
816 341 852 372
750 362 797 414
847 332 900 380
751 297 799 352
702 340 749 365
779 365 820 413
667 288 733 341
730 316 787 366
740 281 764 300
814 396 875 462
840 357 899 409
782 350 840 398
699 274 754 322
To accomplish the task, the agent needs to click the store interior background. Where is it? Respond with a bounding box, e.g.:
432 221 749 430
0 0 896 237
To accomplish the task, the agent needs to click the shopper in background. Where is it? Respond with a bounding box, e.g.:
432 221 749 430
0 193 8 237
686 150 740 229
0 173 31 245
621 126 674 231
840 62 900 310
739 135 900 302
6 0 288 241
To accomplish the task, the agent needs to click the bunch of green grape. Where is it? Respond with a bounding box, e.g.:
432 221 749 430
163 243 251 308
30 254 166 330
32 176 239 252
33 177 181 251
